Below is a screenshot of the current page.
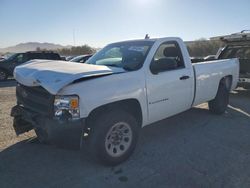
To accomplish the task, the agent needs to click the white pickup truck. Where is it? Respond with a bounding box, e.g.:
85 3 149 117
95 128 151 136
11 37 239 165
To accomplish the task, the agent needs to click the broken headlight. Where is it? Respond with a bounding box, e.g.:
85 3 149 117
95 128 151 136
54 95 80 120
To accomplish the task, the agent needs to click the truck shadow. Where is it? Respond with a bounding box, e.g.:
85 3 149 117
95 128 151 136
230 89 250 115
1 103 250 188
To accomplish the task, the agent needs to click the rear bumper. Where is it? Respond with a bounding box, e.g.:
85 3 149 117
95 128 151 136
11 105 85 147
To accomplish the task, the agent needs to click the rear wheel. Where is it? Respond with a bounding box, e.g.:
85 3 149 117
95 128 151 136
208 82 229 114
0 69 8 81
82 110 139 166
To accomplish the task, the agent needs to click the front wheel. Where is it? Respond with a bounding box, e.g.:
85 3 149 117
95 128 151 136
208 82 229 114
82 110 139 166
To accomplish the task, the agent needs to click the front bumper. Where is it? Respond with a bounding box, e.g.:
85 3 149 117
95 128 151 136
11 105 86 147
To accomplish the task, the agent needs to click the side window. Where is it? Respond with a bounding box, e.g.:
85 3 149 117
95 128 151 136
234 48 250 59
150 42 185 74
221 48 234 59
16 54 24 63
235 49 246 59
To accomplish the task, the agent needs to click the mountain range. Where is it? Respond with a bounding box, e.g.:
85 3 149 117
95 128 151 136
0 42 71 53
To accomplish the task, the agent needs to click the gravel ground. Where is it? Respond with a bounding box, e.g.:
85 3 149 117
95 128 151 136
0 82 35 150
0 82 250 188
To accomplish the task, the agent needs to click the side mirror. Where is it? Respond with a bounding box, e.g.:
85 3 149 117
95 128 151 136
150 58 178 74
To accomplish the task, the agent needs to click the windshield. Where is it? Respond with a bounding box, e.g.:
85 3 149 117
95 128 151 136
5 53 19 61
86 41 154 71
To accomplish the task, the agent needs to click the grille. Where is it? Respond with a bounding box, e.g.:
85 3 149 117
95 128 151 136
16 83 54 116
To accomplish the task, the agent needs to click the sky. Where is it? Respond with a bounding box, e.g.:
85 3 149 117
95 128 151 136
0 0 250 48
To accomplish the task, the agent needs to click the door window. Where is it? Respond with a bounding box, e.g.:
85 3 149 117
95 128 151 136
150 42 185 74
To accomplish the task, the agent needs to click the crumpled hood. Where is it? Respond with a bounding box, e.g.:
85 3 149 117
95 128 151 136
14 59 125 94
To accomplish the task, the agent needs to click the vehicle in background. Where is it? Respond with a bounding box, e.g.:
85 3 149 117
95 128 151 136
191 55 216 63
0 56 6 61
204 55 216 61
12 37 239 165
0 51 62 81
60 56 67 61
190 57 204 63
65 56 76 61
69 54 93 63
212 30 250 89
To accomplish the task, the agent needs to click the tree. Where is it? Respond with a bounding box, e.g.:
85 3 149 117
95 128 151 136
57 44 96 56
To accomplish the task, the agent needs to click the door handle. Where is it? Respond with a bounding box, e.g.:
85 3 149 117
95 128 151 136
180 75 190 80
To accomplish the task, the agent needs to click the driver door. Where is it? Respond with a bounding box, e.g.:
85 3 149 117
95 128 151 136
146 41 194 124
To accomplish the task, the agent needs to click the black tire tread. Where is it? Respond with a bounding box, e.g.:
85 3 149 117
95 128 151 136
81 110 139 166
208 82 229 114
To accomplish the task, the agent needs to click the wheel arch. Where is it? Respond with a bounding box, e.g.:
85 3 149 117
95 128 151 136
219 75 233 91
86 99 143 128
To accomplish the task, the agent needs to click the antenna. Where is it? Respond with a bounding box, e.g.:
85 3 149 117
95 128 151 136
145 34 150 39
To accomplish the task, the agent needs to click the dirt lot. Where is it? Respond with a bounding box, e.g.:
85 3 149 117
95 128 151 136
0 81 250 188
0 81 35 149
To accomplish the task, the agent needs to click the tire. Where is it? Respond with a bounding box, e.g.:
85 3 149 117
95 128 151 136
0 69 8 81
82 110 139 166
35 128 49 144
208 82 229 114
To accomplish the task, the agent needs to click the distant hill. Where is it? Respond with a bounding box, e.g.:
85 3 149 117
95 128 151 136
0 42 71 53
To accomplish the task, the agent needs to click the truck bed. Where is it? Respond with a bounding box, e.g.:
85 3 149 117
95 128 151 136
192 58 239 106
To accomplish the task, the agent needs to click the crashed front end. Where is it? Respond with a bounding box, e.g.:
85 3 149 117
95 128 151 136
11 83 85 146
10 59 125 146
